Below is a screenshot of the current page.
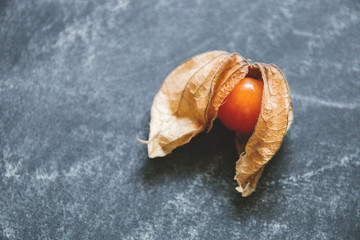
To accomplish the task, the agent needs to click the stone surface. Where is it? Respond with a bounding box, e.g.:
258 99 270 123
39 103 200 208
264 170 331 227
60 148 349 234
1 0 359 239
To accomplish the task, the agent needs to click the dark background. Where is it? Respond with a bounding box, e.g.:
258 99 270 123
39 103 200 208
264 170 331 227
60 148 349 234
1 0 359 239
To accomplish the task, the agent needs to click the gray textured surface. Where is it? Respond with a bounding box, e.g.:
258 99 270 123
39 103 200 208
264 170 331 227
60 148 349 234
1 0 360 239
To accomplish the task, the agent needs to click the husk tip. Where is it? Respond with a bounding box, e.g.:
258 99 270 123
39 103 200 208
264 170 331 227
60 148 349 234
137 138 149 145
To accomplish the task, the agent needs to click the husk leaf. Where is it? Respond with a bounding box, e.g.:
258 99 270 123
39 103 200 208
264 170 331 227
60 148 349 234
234 63 292 196
147 51 248 158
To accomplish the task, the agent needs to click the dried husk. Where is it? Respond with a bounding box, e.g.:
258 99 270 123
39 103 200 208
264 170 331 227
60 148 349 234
145 51 292 197
234 63 293 196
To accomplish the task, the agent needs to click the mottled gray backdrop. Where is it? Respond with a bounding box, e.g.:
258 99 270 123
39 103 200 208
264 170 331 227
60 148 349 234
1 0 359 239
